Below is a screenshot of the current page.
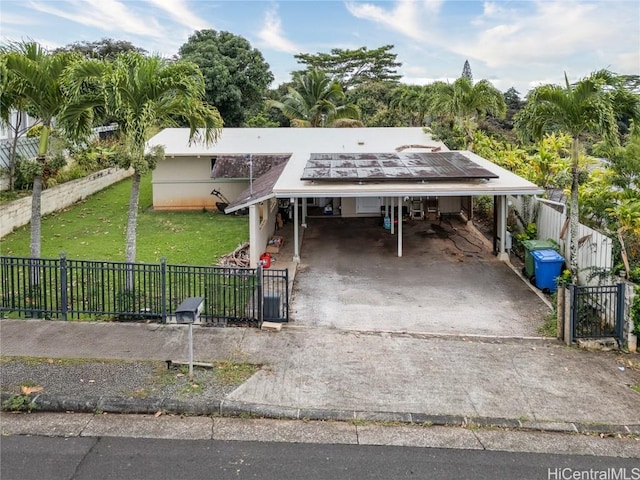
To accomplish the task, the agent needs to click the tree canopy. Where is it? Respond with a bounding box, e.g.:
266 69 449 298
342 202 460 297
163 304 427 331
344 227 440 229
55 38 147 60
267 69 361 127
1 41 86 258
294 45 401 90
61 52 223 264
429 77 506 148
178 30 274 127
461 60 473 83
515 69 640 279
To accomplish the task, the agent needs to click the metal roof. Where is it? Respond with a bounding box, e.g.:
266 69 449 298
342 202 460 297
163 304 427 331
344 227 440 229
211 154 290 179
148 128 543 203
301 152 498 182
225 160 290 214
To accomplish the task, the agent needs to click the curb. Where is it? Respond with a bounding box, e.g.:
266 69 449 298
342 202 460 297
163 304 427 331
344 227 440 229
3 392 638 436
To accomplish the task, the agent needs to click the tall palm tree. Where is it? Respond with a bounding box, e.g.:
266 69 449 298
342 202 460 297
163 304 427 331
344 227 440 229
61 52 223 265
0 60 33 191
268 69 361 127
390 84 434 127
515 70 640 281
1 42 81 258
430 77 506 148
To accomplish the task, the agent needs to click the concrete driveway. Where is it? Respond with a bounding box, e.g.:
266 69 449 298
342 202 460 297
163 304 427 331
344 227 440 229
290 217 551 336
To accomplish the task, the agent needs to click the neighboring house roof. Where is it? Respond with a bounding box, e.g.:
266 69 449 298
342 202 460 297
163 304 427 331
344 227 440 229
211 154 290 179
148 127 543 210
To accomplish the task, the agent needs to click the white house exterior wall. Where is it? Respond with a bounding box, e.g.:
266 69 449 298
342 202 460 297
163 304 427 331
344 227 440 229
152 155 247 210
249 199 279 266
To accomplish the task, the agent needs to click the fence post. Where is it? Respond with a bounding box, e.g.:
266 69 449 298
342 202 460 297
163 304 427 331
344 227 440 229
161 257 167 324
60 252 68 321
567 284 576 346
257 264 263 325
616 283 625 347
284 268 289 322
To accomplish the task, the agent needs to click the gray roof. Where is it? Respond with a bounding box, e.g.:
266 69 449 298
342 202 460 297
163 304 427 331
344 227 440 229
211 154 290 179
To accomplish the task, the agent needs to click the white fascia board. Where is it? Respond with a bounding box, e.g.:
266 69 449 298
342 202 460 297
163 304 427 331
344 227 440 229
274 186 544 198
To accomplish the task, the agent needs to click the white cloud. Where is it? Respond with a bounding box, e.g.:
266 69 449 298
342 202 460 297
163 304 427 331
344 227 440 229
345 0 426 41
451 1 634 69
144 0 210 31
257 7 300 53
422 0 444 14
28 0 164 38
615 52 640 74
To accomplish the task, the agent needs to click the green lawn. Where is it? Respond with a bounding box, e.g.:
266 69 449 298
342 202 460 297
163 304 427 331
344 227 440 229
0 174 249 265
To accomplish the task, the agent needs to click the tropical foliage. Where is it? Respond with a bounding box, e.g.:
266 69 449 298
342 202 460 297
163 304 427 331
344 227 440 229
178 30 273 127
267 69 361 127
429 77 506 149
60 52 223 264
294 45 402 89
515 70 640 280
1 41 86 258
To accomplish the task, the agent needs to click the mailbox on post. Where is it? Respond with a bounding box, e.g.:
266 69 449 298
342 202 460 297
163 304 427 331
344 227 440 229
175 297 204 324
174 297 204 380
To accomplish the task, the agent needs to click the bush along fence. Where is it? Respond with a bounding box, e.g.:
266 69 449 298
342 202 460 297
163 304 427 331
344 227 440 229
0 255 289 326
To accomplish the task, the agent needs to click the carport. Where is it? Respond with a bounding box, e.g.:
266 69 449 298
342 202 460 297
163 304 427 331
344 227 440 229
150 127 542 265
267 150 542 265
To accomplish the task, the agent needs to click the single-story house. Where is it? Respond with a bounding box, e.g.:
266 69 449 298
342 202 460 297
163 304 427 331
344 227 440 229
148 128 543 266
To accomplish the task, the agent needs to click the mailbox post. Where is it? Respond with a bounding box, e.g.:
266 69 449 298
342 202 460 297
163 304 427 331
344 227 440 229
175 297 204 380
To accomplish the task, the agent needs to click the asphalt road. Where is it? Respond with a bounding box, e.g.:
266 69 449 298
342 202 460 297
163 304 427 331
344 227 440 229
2 436 639 480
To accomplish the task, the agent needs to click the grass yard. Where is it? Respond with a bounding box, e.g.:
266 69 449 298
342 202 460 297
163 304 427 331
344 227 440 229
0 174 249 265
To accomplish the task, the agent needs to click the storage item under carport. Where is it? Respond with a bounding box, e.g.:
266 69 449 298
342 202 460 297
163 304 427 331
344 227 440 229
530 249 565 293
521 239 558 279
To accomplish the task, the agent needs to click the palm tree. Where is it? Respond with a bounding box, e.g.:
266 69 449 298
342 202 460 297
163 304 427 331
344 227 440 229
61 52 223 265
268 69 361 127
0 60 34 191
430 77 506 148
390 84 434 127
1 41 82 258
515 70 640 281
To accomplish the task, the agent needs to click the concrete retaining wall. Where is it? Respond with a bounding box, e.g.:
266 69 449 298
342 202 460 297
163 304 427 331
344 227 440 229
0 172 9 191
0 167 133 238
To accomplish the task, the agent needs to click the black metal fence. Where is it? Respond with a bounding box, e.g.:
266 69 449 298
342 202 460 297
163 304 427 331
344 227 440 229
0 255 289 326
569 283 624 345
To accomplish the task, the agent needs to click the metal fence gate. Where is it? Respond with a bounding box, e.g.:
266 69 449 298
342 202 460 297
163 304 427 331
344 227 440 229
570 283 625 345
261 268 289 323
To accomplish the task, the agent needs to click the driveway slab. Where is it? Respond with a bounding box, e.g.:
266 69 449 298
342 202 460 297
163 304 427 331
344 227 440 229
291 217 550 336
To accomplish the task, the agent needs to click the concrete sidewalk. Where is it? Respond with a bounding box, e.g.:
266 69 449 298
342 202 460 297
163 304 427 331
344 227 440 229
1 319 639 435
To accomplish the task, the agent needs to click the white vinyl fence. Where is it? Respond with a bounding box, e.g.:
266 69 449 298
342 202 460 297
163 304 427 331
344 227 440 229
509 196 614 286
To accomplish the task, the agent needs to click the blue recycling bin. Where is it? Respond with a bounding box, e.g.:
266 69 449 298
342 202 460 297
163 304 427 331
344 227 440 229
530 249 565 292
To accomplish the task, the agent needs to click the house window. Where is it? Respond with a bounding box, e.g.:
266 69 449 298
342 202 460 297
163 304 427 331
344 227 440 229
210 157 217 171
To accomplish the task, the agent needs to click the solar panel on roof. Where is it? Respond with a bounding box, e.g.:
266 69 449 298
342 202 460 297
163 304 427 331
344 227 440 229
301 152 498 182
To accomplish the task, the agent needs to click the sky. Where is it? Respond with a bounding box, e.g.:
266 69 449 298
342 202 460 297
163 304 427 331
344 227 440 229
1 0 639 96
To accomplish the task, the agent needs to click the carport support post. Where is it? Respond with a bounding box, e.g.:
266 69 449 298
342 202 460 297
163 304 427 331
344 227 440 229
390 197 395 235
397 196 403 257
497 195 508 261
292 197 300 263
301 198 307 228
